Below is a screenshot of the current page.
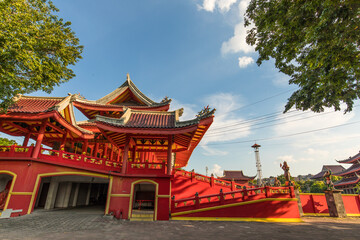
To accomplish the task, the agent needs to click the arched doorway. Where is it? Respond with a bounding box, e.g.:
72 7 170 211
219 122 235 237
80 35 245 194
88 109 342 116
0 173 13 210
130 181 157 221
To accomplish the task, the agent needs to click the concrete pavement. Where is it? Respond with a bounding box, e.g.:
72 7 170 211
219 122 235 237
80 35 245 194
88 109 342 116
1 207 360 240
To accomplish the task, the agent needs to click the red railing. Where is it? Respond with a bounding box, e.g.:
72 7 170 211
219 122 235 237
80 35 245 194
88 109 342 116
174 170 246 191
171 186 294 213
127 162 166 174
39 148 122 172
0 145 34 158
0 145 167 175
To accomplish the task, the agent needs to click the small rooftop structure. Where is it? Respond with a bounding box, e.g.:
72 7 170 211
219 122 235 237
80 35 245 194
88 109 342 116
311 165 345 180
220 170 256 185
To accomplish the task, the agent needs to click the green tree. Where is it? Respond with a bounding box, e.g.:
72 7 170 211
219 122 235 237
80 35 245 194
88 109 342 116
0 0 83 111
245 1 360 113
310 181 326 193
0 137 17 146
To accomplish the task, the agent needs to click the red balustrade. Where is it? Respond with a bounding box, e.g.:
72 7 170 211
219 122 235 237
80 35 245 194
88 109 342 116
0 145 169 175
174 169 245 191
0 145 34 158
127 162 166 175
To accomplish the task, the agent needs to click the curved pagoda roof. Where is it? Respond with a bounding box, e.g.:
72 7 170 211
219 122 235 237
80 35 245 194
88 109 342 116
337 150 360 164
95 107 215 167
72 74 171 119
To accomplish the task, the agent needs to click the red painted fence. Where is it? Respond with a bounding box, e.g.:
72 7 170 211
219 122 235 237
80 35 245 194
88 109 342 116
0 145 166 175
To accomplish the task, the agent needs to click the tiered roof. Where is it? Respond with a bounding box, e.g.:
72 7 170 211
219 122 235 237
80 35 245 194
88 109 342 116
0 74 214 168
337 151 360 164
311 165 345 180
72 74 171 119
220 170 256 181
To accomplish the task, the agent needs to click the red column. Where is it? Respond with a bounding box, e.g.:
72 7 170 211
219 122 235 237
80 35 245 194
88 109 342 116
117 149 121 162
110 146 114 161
121 137 130 174
167 135 173 175
93 143 99 157
60 131 67 149
31 121 46 158
23 132 31 147
82 140 88 155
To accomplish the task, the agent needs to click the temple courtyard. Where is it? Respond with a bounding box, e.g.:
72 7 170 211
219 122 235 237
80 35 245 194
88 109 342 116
0 207 359 240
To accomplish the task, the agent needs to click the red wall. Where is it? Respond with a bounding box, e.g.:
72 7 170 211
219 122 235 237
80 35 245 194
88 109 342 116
300 194 329 214
0 160 171 220
173 200 300 219
300 193 360 215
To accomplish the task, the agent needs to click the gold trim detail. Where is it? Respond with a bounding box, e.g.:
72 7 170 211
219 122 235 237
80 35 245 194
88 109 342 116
10 192 33 196
171 217 302 223
111 194 131 197
0 170 17 210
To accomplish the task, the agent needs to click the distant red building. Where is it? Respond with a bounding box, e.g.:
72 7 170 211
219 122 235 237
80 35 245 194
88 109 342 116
311 165 345 180
334 151 360 194
219 170 255 186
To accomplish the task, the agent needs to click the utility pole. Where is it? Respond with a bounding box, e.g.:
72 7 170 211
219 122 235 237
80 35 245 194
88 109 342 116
251 143 263 186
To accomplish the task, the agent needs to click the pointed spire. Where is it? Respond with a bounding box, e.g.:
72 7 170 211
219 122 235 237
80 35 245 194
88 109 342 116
126 73 131 82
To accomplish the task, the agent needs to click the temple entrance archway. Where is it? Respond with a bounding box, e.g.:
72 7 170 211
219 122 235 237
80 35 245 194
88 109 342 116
130 180 158 220
0 172 14 210
35 175 109 212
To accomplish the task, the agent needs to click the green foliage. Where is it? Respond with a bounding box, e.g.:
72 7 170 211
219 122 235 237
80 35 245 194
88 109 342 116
310 181 326 193
245 0 360 113
0 0 83 111
0 137 17 146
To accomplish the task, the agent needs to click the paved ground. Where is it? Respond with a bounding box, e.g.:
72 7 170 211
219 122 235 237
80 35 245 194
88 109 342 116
1 207 360 240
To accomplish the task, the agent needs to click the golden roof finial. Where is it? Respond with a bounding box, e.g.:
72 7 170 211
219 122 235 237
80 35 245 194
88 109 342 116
126 73 130 82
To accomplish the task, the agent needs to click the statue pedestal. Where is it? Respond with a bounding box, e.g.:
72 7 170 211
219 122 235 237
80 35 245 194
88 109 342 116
294 188 304 217
324 190 346 217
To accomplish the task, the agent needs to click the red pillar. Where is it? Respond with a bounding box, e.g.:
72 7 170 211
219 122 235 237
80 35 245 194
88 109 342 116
22 133 31 147
82 140 89 155
117 149 121 162
110 146 114 161
31 121 46 158
167 135 173 175
121 136 130 174
93 143 99 157
60 131 67 149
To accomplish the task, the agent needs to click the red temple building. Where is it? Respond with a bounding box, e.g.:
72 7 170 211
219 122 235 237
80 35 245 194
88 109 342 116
219 170 255 186
0 74 301 221
334 151 360 194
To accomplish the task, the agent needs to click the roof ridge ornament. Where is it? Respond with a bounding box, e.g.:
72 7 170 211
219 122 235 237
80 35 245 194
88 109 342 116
126 73 131 83
196 105 216 119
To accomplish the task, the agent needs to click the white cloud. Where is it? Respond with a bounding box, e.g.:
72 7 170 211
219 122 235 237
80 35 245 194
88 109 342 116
209 163 223 177
169 99 197 121
201 145 228 156
221 22 254 55
201 92 251 145
238 56 254 68
199 0 238 13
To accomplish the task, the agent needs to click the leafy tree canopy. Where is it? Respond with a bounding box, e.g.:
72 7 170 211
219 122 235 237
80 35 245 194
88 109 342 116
245 0 360 113
0 0 83 111
0 136 17 146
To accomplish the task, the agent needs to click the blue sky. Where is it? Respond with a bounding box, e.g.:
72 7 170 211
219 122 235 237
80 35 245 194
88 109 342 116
5 0 360 178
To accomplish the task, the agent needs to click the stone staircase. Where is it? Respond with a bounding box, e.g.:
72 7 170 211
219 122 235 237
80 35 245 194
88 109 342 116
130 210 154 221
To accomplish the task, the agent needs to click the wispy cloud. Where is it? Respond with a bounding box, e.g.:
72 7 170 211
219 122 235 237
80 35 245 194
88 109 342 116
198 0 238 13
209 163 224 177
198 0 255 68
202 92 251 145
238 56 254 68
